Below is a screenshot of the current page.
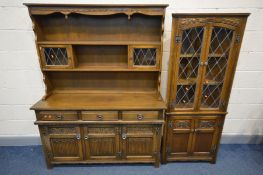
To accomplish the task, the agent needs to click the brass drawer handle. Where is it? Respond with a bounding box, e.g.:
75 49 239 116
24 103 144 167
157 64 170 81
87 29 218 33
122 133 127 140
84 136 88 140
56 115 63 120
137 114 144 120
97 114 103 120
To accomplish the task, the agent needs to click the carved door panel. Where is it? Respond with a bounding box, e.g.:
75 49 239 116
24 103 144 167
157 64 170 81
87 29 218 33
121 125 158 161
83 125 120 161
191 117 219 156
166 117 194 158
42 125 83 162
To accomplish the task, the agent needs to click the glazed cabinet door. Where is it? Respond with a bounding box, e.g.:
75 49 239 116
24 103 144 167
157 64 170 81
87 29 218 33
39 44 74 69
83 125 120 161
166 117 194 159
169 23 207 111
199 25 238 111
128 45 160 70
191 117 219 156
121 125 159 161
40 125 83 162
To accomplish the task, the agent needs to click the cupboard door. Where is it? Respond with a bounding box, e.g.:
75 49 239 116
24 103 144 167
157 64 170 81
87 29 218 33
39 44 74 69
83 125 120 161
166 117 194 158
191 117 219 156
121 125 157 161
128 45 160 70
200 26 235 110
170 25 206 110
42 125 83 162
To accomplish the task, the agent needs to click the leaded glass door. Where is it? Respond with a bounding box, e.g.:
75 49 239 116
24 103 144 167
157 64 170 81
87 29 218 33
39 45 74 69
170 26 206 110
199 26 235 110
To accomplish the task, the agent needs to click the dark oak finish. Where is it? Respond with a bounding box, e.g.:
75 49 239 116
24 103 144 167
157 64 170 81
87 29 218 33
163 13 249 163
25 3 167 168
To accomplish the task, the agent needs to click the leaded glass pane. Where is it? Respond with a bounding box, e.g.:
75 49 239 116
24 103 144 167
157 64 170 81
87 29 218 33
133 48 156 66
172 27 204 109
201 27 234 108
43 47 69 66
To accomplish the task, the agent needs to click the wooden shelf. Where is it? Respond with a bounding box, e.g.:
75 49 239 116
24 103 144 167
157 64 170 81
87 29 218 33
37 41 161 46
31 92 166 110
179 53 227 58
177 78 222 85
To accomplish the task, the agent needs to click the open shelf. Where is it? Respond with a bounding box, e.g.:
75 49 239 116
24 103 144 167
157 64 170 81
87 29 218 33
34 13 162 43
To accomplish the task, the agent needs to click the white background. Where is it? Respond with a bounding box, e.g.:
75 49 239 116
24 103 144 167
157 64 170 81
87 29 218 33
0 0 262 143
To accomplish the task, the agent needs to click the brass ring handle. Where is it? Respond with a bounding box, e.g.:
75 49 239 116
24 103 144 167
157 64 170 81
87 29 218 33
97 115 103 120
122 133 127 140
137 114 144 120
76 134 81 140
56 115 63 120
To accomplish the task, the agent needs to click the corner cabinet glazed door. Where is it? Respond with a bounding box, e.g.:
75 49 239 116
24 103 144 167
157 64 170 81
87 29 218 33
41 125 83 162
83 125 120 161
170 18 243 111
199 25 238 111
170 23 207 110
121 125 159 161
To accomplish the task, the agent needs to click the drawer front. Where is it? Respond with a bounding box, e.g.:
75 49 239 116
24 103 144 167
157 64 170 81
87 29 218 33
122 111 159 121
82 111 118 121
38 111 78 121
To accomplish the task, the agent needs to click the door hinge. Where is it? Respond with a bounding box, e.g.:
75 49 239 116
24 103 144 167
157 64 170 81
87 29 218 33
168 121 173 128
155 127 161 135
176 35 181 43
211 145 217 154
235 35 241 43
116 151 122 158
166 146 171 154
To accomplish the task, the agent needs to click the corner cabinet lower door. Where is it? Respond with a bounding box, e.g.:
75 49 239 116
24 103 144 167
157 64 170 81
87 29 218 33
191 117 219 157
83 125 120 161
41 125 83 163
166 117 194 159
121 125 161 167
166 116 220 162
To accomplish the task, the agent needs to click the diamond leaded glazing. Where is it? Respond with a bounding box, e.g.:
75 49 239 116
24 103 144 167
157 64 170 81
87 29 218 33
133 48 156 66
43 47 69 65
172 27 204 108
201 27 234 108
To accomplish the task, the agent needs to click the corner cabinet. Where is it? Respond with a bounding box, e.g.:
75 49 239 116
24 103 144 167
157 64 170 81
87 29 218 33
163 14 249 163
25 4 168 168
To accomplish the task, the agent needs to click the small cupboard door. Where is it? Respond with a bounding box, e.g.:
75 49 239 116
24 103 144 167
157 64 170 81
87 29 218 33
42 125 83 162
39 44 74 69
191 117 219 156
166 117 194 158
121 125 158 161
128 45 160 70
83 125 120 161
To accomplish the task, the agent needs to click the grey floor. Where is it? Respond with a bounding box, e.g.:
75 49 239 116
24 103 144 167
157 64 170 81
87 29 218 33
0 144 262 175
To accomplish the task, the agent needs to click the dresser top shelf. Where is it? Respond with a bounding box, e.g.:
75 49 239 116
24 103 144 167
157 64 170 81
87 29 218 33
31 93 166 110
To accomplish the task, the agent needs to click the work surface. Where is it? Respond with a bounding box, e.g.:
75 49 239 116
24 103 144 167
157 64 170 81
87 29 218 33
31 93 166 110
0 144 262 175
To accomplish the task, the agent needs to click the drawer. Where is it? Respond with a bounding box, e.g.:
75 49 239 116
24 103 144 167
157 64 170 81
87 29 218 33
82 111 118 121
38 111 78 121
122 111 159 121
